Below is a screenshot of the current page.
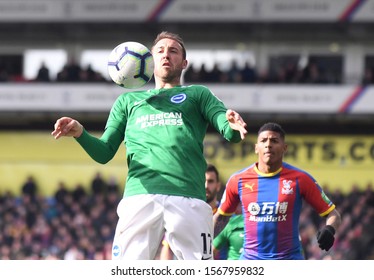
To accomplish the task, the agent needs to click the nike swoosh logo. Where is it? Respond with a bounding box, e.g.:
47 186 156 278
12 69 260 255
134 99 147 106
201 256 212 260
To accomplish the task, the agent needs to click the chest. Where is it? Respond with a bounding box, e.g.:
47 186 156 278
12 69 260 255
239 175 302 216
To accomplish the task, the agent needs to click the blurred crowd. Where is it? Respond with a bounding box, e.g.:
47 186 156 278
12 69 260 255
0 173 373 260
299 183 374 260
0 173 119 260
184 60 343 85
1 57 374 85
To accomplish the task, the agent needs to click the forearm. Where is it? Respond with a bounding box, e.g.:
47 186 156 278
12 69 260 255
326 209 341 231
214 116 241 143
317 208 341 251
75 128 122 164
213 212 231 238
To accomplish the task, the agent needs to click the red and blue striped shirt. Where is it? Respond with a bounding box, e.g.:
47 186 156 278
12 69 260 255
218 162 335 260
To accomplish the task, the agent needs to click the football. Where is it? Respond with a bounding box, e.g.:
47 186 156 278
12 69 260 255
107 41 154 89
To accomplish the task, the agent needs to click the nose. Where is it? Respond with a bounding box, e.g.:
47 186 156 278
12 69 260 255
265 139 272 148
161 48 171 58
163 47 172 58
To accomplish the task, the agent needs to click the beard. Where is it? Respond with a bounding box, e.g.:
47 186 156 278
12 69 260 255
206 193 216 204
157 66 183 83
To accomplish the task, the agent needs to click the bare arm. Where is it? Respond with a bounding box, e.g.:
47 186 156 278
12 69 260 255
213 211 231 238
325 208 341 232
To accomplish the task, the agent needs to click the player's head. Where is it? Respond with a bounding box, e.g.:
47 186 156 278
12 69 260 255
152 31 187 59
255 122 287 169
258 122 286 140
152 31 188 83
205 164 221 204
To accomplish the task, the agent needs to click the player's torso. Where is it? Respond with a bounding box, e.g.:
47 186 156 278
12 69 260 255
240 170 302 225
118 85 213 200
238 167 305 259
123 85 209 147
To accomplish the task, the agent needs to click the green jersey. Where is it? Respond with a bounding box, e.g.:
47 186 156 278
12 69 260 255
213 214 244 260
76 85 241 201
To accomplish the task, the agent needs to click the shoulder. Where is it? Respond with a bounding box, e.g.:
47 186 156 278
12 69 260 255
225 165 255 192
282 162 320 189
282 162 313 178
228 164 256 181
230 214 243 224
181 84 212 93
230 215 244 229
113 89 153 105
183 84 209 90
116 89 150 100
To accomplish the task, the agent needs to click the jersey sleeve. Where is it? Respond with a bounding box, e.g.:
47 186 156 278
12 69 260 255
198 86 242 143
299 173 335 217
75 94 126 164
218 174 241 216
105 93 128 132
75 126 123 164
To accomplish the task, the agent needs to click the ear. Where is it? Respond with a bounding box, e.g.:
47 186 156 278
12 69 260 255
283 143 288 154
255 143 259 154
182 59 188 70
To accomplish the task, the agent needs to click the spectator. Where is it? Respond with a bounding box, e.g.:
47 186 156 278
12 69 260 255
91 172 106 195
240 61 256 83
21 175 38 200
54 181 69 206
226 60 242 83
35 62 50 82
65 58 81 82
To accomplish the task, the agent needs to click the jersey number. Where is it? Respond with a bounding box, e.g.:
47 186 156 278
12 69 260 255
201 233 212 254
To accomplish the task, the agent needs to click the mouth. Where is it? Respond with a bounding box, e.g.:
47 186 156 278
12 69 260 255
162 61 170 67
162 60 170 66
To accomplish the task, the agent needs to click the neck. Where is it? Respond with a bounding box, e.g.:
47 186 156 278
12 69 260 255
155 76 181 89
257 162 282 174
155 82 181 89
209 200 217 211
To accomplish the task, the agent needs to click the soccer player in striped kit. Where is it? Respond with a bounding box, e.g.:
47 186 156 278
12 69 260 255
213 122 341 260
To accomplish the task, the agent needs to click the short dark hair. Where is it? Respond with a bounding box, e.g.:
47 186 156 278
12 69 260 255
206 163 219 182
153 31 187 59
258 122 286 140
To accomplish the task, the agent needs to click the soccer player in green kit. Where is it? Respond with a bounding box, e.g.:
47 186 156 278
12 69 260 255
51 31 248 260
213 204 244 260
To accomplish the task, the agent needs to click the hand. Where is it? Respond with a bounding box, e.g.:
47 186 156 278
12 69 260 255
51 117 84 139
317 225 335 251
226 109 248 139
